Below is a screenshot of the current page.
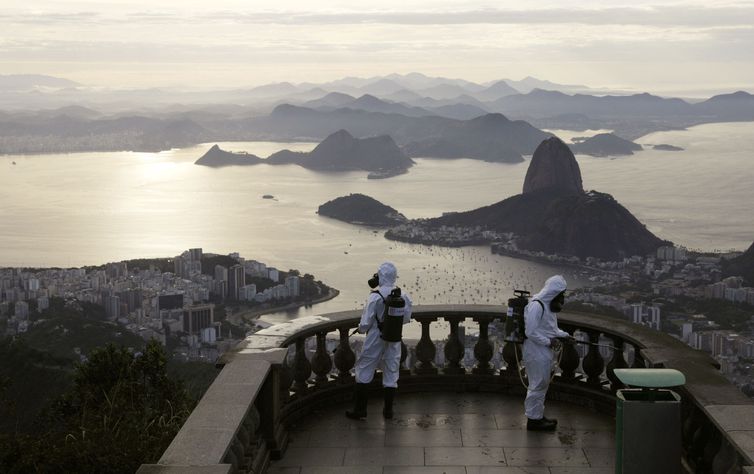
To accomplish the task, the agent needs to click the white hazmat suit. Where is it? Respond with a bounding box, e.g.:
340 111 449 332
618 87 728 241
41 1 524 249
523 275 569 420
354 262 413 388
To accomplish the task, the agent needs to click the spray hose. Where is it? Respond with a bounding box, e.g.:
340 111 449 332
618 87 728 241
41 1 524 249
510 338 619 389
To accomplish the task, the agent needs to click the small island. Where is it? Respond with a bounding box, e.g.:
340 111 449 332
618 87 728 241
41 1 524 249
262 194 275 199
570 133 643 157
653 144 684 151
317 193 408 226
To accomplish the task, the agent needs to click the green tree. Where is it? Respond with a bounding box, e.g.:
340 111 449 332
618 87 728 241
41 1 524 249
4 340 195 473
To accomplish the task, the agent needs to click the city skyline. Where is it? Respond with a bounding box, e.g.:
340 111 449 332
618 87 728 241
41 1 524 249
2 0 754 96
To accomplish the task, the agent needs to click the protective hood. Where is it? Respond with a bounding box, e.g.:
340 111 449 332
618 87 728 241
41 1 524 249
531 275 567 304
378 261 397 287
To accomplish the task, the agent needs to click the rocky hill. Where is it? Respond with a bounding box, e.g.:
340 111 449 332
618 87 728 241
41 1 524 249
388 137 668 260
570 133 643 157
317 194 407 226
523 137 583 194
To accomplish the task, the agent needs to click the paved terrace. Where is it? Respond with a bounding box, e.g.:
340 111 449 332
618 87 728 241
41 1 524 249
267 392 614 474
139 306 754 474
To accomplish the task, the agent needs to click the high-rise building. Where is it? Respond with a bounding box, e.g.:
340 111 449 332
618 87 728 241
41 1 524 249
189 248 203 261
228 265 245 301
182 304 214 335
214 265 229 299
285 275 300 297
268 267 279 283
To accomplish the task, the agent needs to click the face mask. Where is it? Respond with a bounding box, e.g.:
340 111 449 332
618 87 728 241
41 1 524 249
550 292 565 313
368 273 379 289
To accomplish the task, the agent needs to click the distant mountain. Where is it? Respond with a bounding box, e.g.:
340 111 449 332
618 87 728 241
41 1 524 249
502 76 592 94
722 241 754 286
197 130 414 175
195 144 263 167
245 82 300 98
0 74 80 90
318 193 407 226
490 90 693 119
37 105 102 120
474 80 520 101
304 92 356 109
389 137 667 260
403 113 551 163
383 89 424 103
694 91 754 120
570 133 643 157
359 78 406 96
336 94 434 117
416 83 474 100
424 103 489 120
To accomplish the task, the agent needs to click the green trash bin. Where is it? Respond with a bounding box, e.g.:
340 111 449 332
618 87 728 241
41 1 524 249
614 368 686 474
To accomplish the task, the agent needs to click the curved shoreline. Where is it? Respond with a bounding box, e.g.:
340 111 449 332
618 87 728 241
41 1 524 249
234 288 341 323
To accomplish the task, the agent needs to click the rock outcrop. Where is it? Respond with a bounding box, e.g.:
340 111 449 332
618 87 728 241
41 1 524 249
523 137 583 194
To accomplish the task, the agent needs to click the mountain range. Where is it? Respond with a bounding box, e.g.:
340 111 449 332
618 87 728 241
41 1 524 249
1 72 752 155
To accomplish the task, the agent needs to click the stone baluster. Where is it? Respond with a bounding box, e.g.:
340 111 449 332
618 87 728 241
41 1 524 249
631 345 646 368
701 425 722 474
501 340 522 375
291 337 312 395
443 317 466 375
558 333 580 381
415 317 438 374
311 331 333 387
333 326 356 383
712 436 740 474
582 330 605 387
400 341 410 376
279 354 294 403
472 317 494 374
606 337 628 392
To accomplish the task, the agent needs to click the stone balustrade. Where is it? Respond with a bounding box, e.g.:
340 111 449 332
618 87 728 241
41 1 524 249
139 305 754 474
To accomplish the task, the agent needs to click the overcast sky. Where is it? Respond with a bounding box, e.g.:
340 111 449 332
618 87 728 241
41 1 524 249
2 0 753 95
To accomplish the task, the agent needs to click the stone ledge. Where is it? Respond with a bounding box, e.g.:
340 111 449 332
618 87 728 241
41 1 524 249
136 464 233 474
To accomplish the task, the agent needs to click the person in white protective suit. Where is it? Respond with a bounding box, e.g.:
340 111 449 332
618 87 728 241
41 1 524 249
523 274 574 431
345 262 413 420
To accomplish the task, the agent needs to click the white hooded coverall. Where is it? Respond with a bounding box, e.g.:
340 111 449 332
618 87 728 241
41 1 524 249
523 275 569 420
354 262 413 388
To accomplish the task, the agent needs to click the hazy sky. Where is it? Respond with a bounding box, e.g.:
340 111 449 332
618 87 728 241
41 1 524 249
2 0 753 94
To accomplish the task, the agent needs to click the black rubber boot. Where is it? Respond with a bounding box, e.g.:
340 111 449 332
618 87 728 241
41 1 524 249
383 387 396 419
526 417 557 431
345 383 368 419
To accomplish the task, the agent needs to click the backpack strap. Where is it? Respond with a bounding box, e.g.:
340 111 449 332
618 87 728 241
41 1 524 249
372 290 387 323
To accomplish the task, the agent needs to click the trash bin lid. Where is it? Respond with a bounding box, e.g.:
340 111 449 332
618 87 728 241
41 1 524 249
614 368 685 388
